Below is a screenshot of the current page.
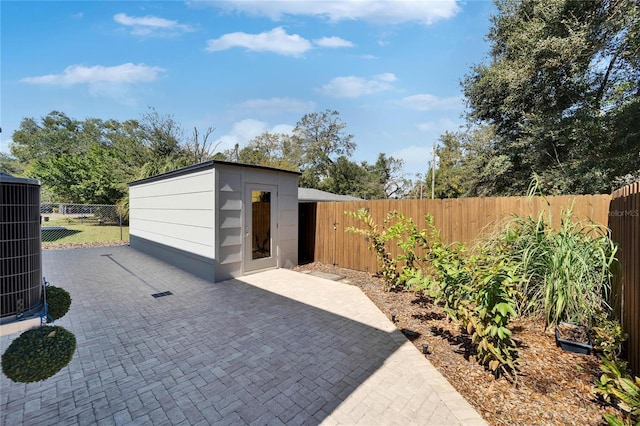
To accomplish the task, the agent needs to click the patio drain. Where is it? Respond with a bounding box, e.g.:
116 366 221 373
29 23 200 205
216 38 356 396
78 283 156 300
101 254 173 299
151 291 173 298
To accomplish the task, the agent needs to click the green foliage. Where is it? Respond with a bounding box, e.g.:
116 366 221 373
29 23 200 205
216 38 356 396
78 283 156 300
345 209 399 290
592 311 628 361
45 286 72 321
349 209 520 379
466 258 520 379
594 358 640 425
461 0 640 194
494 206 618 327
1 326 76 383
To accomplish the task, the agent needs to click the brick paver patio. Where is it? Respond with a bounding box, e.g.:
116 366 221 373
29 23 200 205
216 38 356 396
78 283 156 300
0 246 486 425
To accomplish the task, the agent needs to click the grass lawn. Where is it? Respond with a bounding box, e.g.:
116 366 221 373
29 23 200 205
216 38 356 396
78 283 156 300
41 216 129 245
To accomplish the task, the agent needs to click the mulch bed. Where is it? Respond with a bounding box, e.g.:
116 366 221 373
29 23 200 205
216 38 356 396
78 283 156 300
293 262 619 426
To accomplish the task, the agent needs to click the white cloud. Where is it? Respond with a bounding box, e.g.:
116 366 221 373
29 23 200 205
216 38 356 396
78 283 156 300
417 118 459 133
270 124 295 134
238 97 316 114
20 63 164 105
401 94 463 111
318 73 396 98
207 0 460 25
114 13 195 36
214 119 294 150
21 63 164 86
206 27 312 57
391 145 434 171
313 36 354 48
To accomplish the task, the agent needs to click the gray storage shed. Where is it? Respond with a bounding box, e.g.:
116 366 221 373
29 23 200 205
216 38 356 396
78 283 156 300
129 161 299 282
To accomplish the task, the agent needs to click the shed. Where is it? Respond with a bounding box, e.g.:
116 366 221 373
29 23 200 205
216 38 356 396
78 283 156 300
129 161 300 282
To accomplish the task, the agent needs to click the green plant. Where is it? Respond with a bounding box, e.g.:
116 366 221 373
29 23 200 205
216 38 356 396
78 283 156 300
493 206 617 328
466 257 520 380
594 358 640 425
592 311 628 361
1 325 76 383
45 286 72 321
345 209 399 290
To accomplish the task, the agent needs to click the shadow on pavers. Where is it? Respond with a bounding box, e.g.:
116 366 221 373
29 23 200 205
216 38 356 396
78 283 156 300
0 246 415 425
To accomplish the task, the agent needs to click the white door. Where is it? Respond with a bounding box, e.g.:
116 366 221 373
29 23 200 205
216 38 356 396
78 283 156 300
244 184 278 273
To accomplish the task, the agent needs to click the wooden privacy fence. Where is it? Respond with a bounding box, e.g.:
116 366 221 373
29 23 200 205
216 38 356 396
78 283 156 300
609 182 640 375
308 195 611 273
303 192 639 373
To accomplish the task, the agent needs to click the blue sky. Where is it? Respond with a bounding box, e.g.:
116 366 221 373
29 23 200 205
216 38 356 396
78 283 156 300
1 1 496 177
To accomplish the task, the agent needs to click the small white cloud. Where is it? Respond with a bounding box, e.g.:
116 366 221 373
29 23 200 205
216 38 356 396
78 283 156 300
318 73 396 98
114 13 195 36
206 27 312 57
208 1 460 25
21 63 164 85
313 36 354 48
215 119 296 151
402 94 463 111
20 63 164 105
270 124 294 134
391 145 434 169
360 54 378 60
417 118 459 133
375 73 397 82
238 97 315 114
72 12 83 19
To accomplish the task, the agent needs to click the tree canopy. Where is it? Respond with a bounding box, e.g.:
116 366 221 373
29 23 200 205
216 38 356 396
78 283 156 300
462 0 640 194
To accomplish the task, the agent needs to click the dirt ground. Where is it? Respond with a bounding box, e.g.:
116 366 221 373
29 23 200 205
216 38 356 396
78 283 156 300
294 262 619 426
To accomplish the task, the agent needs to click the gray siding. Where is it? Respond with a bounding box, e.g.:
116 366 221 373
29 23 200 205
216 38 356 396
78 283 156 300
130 161 298 282
129 169 215 260
214 167 243 282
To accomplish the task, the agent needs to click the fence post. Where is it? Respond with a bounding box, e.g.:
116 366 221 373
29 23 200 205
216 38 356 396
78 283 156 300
119 211 123 241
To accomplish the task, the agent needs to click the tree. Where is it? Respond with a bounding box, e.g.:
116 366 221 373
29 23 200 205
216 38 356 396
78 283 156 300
0 153 22 175
463 0 640 195
30 145 126 204
10 111 87 163
235 132 301 171
292 110 356 188
186 127 220 164
364 153 411 199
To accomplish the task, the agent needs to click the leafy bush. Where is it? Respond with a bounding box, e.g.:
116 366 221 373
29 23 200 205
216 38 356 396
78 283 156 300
494 207 617 327
345 209 400 290
1 326 76 383
594 358 640 425
466 257 520 380
45 286 72 321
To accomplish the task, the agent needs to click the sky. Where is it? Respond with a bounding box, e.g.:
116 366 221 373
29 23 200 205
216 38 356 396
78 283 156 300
1 0 496 177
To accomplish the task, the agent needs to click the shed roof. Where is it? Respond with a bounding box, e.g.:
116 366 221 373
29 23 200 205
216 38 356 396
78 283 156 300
298 188 362 203
129 160 300 187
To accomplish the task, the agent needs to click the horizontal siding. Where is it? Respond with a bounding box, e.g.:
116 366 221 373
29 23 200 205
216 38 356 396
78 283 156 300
129 169 214 260
130 192 214 210
130 170 214 196
131 228 213 259
129 209 213 228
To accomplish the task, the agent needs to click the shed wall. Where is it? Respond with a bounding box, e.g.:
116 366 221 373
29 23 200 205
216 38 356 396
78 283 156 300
129 168 216 280
215 167 243 282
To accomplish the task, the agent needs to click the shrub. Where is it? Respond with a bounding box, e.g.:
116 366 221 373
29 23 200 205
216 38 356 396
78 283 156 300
1 326 76 383
45 286 72 321
493 207 617 328
345 209 400 290
594 358 640 425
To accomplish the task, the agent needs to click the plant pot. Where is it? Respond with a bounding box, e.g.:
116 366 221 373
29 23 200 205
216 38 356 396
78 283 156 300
555 322 593 355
